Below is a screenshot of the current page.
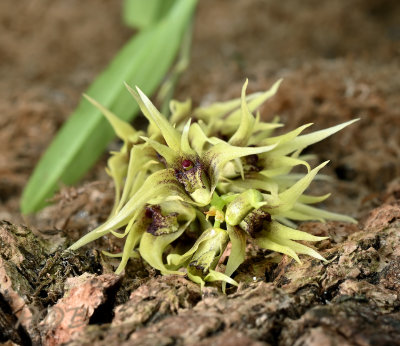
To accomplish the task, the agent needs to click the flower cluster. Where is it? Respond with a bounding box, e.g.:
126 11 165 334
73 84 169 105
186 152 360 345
69 80 357 289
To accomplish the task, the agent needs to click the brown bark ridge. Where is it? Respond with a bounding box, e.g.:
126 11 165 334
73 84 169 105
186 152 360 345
1 199 400 345
0 221 105 345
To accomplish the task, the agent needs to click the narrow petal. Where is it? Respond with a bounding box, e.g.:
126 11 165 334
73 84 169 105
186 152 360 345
139 225 188 275
107 169 191 230
223 173 279 195
187 271 206 288
267 220 328 241
189 123 211 155
293 203 357 223
298 193 331 204
273 216 298 228
205 269 238 286
125 83 181 151
115 212 147 274
140 136 178 164
193 91 262 122
207 142 278 166
278 209 325 222
260 123 313 146
270 161 329 213
269 236 327 262
259 155 310 178
273 119 360 156
116 144 157 213
229 79 255 146
249 115 283 145
69 169 189 250
84 94 140 143
255 233 301 263
206 142 278 195
222 225 246 292
226 79 283 124
180 118 196 156
106 152 128 215
169 99 192 126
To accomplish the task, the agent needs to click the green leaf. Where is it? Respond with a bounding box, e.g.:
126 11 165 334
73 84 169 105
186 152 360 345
21 0 197 213
158 21 194 116
123 0 176 29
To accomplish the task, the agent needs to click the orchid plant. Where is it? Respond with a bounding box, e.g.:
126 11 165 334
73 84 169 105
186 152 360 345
69 80 357 289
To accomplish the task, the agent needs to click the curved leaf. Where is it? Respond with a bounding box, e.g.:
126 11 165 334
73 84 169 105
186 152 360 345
21 0 197 213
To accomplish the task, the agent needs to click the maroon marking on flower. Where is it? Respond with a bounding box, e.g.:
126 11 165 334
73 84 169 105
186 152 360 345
145 205 179 236
145 207 154 218
242 210 272 237
182 159 194 170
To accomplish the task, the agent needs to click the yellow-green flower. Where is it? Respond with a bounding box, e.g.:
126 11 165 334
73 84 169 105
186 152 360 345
69 79 357 289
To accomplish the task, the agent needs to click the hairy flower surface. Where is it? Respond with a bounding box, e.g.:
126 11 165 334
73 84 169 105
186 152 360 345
70 80 357 289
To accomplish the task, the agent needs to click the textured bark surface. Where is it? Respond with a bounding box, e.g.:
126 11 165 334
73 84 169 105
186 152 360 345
1 201 400 345
1 0 400 345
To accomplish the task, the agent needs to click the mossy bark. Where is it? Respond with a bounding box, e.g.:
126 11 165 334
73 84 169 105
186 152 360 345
1 201 400 345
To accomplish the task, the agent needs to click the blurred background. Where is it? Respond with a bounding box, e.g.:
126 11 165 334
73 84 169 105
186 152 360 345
0 0 399 226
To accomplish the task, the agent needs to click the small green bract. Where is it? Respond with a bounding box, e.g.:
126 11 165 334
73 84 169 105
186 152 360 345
69 79 357 289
